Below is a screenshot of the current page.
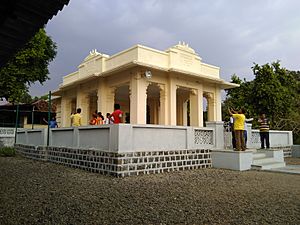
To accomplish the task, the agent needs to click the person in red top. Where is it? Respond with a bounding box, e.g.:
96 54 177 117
89 113 98 125
110 104 123 124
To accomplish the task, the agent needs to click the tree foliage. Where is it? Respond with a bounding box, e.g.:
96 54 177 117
0 28 56 102
18 92 49 104
251 62 298 122
223 61 300 143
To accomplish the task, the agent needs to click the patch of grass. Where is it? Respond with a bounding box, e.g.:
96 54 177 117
0 147 16 157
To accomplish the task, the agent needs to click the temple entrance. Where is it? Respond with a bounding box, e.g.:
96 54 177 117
176 88 190 126
203 92 215 122
146 83 160 124
115 85 130 123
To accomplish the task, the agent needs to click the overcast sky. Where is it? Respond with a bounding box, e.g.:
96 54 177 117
29 0 300 97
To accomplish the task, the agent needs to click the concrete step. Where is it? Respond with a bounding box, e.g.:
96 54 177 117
252 161 286 170
253 153 267 159
253 157 276 164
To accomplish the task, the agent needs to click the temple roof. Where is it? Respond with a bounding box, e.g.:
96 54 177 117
55 43 238 92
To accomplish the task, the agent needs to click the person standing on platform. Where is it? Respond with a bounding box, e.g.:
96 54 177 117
72 108 82 127
49 117 58 128
228 108 246 151
104 113 112 124
110 104 123 124
258 113 270 149
230 115 236 150
43 117 58 128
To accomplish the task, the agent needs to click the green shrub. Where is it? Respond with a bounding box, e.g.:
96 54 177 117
0 147 16 157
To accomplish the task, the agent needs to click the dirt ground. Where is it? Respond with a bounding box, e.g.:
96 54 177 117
0 156 299 225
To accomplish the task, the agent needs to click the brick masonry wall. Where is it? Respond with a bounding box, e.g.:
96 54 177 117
15 144 212 177
271 146 292 158
16 144 47 161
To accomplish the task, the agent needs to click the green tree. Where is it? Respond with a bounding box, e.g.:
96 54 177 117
223 62 300 143
222 74 254 121
19 92 33 104
0 28 56 102
250 61 297 124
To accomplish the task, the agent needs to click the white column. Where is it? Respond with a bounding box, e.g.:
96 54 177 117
176 95 184 126
153 99 159 124
130 72 148 124
159 84 168 125
97 79 115 116
97 80 106 114
206 121 224 149
106 87 115 115
190 87 203 127
183 100 188 126
215 87 222 121
76 89 89 126
61 97 72 127
168 79 177 125
206 92 216 121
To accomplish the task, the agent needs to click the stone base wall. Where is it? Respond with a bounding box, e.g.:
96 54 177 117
292 145 300 157
15 144 211 177
271 146 292 158
0 137 15 147
16 144 47 161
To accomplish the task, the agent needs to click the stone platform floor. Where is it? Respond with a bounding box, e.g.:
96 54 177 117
265 157 300 175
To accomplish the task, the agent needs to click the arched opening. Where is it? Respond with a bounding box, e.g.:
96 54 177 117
176 88 190 126
203 92 215 124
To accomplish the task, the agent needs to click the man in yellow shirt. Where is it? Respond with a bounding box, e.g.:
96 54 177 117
228 108 246 151
72 108 82 126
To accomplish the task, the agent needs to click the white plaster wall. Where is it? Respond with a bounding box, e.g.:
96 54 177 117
16 131 27 144
0 127 15 147
106 47 138 71
63 71 79 86
211 150 253 171
250 130 293 148
78 127 109 150
27 129 46 146
60 44 223 88
78 58 102 79
132 126 187 151
201 63 219 78
51 128 74 147
138 46 168 68
292 145 300 157
17 125 294 154
0 137 14 147
16 124 214 152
